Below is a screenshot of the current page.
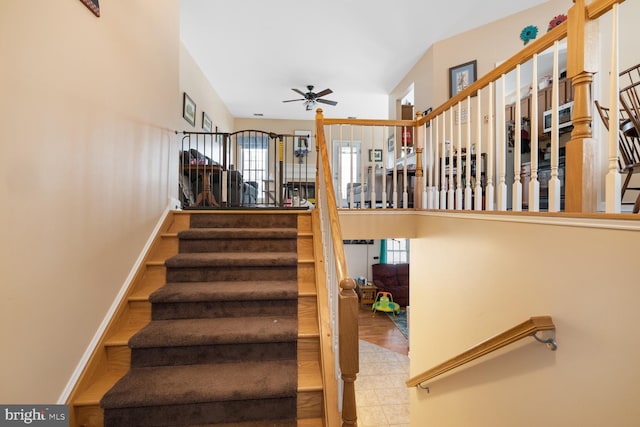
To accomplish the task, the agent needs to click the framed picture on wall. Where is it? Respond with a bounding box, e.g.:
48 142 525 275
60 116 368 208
183 92 196 127
294 130 313 151
202 112 212 132
449 60 477 98
79 0 100 17
369 149 383 162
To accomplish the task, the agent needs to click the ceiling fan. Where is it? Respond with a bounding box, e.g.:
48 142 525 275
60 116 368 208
282 85 338 111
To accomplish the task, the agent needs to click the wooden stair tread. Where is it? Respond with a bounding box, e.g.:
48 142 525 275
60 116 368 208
297 418 324 426
74 370 126 406
298 360 323 392
105 328 139 346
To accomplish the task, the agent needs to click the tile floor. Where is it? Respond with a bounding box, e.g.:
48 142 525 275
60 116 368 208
356 340 410 426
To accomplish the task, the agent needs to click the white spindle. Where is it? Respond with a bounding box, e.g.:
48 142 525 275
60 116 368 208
548 41 561 212
513 64 523 211
529 54 540 212
402 126 408 208
338 125 343 206
423 123 429 209
486 82 495 211
382 126 388 209
360 126 366 208
448 108 455 209
475 90 483 210
440 113 447 209
465 96 473 209
456 102 463 209
370 126 377 209
498 75 508 210
392 126 398 208
434 115 440 209
606 4 622 213
349 126 355 209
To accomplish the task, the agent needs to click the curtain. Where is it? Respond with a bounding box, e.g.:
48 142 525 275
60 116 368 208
379 239 387 264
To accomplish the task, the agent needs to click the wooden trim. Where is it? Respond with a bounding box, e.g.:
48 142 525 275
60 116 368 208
406 316 555 388
587 0 626 20
322 118 414 127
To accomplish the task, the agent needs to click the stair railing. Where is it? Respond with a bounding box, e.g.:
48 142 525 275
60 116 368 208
315 109 359 426
406 316 557 391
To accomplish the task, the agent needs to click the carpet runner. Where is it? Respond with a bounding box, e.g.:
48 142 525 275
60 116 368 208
101 213 299 426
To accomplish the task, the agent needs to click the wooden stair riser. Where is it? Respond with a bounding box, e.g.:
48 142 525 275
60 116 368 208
149 235 179 262
105 345 131 372
166 214 190 233
297 391 324 419
189 213 299 229
297 262 315 285
297 215 312 233
298 295 318 322
297 235 313 260
138 263 166 292
166 265 297 283
298 337 320 363
179 237 297 254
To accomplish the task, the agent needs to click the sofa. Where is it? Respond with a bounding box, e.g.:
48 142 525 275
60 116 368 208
371 263 409 307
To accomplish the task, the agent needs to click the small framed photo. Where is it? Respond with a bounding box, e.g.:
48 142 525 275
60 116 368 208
182 92 196 127
202 112 212 132
369 149 383 162
449 60 477 98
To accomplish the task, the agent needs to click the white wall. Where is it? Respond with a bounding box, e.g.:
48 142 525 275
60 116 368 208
409 213 640 426
0 0 179 403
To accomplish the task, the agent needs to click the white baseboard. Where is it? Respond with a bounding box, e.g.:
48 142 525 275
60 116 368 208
58 202 174 403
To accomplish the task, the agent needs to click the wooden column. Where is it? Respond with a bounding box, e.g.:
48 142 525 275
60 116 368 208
565 0 597 212
339 277 359 426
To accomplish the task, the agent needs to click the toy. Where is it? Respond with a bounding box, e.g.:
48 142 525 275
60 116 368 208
372 291 400 317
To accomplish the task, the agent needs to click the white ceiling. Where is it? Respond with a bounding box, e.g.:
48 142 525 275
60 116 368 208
180 0 550 121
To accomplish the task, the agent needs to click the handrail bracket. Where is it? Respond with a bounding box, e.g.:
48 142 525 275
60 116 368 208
531 331 558 351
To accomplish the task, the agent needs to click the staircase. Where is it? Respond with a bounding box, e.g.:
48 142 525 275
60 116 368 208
68 210 325 426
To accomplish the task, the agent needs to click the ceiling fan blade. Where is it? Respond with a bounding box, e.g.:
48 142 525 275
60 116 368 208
317 98 338 106
315 88 333 98
282 98 305 103
292 88 306 97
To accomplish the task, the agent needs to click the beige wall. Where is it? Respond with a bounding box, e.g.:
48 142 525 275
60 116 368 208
180 44 234 133
0 0 179 402
391 0 573 115
409 213 640 425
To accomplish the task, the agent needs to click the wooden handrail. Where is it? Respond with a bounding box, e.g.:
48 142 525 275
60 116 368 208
406 316 556 388
315 108 359 426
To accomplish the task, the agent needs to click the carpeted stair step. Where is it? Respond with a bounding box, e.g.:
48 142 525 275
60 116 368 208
150 281 298 320
178 228 297 253
165 253 298 283
129 316 297 367
101 360 297 426
189 213 297 230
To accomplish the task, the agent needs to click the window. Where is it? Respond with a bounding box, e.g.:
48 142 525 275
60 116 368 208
386 238 409 264
238 135 270 202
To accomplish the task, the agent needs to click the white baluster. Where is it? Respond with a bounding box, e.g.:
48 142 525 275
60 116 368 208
475 90 483 210
370 126 377 210
392 126 398 208
349 126 355 209
338 125 343 206
465 96 473 209
549 41 562 212
447 108 455 209
456 102 463 209
513 64 523 211
606 4 621 213
440 113 447 209
382 126 388 209
434 114 440 209
529 54 540 212
429 119 435 209
497 75 508 211
486 82 495 211
403 126 408 208
422 123 429 209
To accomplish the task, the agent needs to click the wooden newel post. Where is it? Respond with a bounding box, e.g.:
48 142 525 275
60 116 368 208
339 277 359 426
414 112 424 209
565 0 597 212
